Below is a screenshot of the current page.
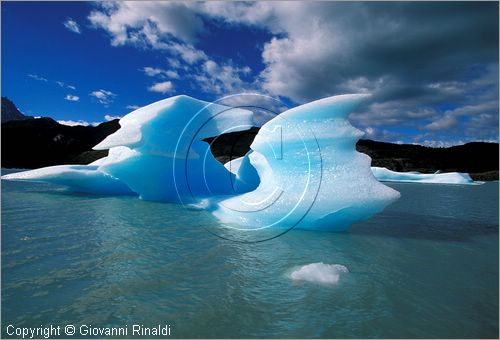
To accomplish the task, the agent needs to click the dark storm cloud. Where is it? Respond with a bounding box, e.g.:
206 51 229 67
261 2 498 97
255 1 499 144
90 1 498 144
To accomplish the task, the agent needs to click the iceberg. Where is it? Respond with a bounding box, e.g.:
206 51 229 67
371 167 481 185
0 164 135 195
3 94 401 232
4 95 254 202
212 95 400 231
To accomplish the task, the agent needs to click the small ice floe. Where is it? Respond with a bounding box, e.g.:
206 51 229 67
371 167 482 185
290 262 349 284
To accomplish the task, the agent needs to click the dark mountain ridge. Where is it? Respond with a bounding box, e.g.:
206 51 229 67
1 97 32 122
1 98 498 180
2 117 120 168
356 139 498 180
204 129 498 181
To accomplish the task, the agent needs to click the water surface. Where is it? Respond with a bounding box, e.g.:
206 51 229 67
2 170 498 338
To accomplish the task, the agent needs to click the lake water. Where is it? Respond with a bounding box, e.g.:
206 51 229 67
2 169 498 338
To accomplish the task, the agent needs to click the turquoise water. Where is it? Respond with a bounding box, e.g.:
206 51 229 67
2 169 498 338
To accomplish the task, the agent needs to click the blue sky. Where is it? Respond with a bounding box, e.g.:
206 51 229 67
2 1 498 146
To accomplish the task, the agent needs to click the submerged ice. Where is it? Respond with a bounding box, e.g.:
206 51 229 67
3 94 401 231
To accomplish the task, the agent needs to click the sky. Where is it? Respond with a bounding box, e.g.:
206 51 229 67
1 1 498 146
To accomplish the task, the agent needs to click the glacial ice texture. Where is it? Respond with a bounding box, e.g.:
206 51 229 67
371 167 481 185
3 94 401 231
212 95 401 231
4 95 255 202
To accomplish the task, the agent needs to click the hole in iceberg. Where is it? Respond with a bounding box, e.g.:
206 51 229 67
202 126 260 166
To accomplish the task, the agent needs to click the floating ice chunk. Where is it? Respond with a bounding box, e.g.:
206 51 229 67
1 165 135 195
371 167 481 185
93 95 255 202
2 94 401 232
212 95 401 231
4 96 255 201
290 263 349 284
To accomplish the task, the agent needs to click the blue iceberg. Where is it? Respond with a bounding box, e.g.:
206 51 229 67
371 167 481 185
214 95 400 231
3 94 400 231
3 95 255 202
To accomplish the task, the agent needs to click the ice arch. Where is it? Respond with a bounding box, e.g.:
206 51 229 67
3 94 400 231
212 95 400 231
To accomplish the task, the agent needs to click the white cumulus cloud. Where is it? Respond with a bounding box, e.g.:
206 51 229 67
57 120 97 126
87 2 499 144
64 95 80 102
194 59 252 95
88 2 204 45
141 67 180 79
148 81 174 94
63 18 81 34
90 89 116 105
104 114 122 121
142 66 165 77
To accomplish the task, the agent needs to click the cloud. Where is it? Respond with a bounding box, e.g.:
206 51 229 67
419 140 465 148
141 66 179 79
126 105 140 110
90 89 116 105
425 114 458 131
196 2 275 27
166 70 180 79
88 2 498 143
64 95 80 102
166 42 207 64
249 3 498 100
104 114 122 121
167 58 183 70
57 81 76 90
202 2 498 142
63 18 81 34
57 120 97 126
27 74 48 82
142 66 165 77
88 2 204 45
193 59 252 95
148 81 174 94
260 2 498 143
89 3 209 67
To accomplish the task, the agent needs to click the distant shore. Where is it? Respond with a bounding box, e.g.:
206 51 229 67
2 115 498 181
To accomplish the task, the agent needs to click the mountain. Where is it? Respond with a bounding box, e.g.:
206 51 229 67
1 97 32 122
2 117 120 168
1 97 497 180
356 140 498 181
205 131 499 181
